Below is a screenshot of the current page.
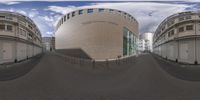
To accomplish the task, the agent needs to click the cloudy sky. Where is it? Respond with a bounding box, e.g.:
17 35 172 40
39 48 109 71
0 1 200 37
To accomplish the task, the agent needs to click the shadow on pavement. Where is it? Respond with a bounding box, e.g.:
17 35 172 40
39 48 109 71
0 54 43 81
152 54 200 81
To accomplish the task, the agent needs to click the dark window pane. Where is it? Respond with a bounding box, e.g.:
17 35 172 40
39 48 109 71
72 12 75 17
79 10 83 15
179 17 184 21
185 16 191 19
178 27 184 32
186 25 193 30
0 24 5 30
109 9 114 12
67 14 70 19
0 16 5 18
7 25 13 31
98 8 104 12
64 16 66 21
171 30 174 35
87 9 93 13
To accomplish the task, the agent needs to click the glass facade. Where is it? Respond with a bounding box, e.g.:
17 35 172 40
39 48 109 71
123 27 137 56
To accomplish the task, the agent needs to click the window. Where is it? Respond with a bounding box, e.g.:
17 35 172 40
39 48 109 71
0 24 5 30
124 13 127 18
178 27 184 32
72 11 75 17
171 30 174 35
67 14 70 19
64 16 66 22
161 26 165 31
22 30 26 36
87 9 93 13
109 9 114 12
186 25 193 30
6 16 13 20
185 16 191 19
179 17 184 21
19 20 26 25
79 10 83 15
7 25 13 31
167 20 175 27
168 32 171 37
61 18 63 24
0 16 5 18
123 27 136 56
98 8 104 12
19 28 26 36
28 25 33 30
129 15 132 20
117 10 122 15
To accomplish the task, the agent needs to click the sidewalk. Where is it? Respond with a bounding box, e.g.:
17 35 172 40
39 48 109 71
0 54 43 81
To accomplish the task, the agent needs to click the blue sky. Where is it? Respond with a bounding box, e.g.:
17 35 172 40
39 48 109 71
0 1 200 37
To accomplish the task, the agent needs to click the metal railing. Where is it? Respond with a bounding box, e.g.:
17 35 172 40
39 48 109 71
54 52 138 70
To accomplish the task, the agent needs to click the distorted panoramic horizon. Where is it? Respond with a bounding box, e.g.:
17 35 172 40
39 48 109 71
0 0 200 37
2 0 200 99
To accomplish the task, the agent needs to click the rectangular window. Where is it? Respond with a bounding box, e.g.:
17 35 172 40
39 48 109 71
23 30 26 36
6 16 13 20
67 14 70 19
0 16 5 18
171 30 174 35
185 16 191 19
167 20 174 27
7 25 13 31
98 8 104 12
64 15 66 21
161 26 165 31
109 9 114 12
19 20 26 25
123 27 136 56
28 25 33 30
186 25 193 30
123 28 128 56
72 11 75 17
79 10 83 15
178 27 184 32
168 32 171 37
129 15 132 20
124 13 127 18
0 24 5 30
87 9 93 13
61 18 63 24
179 17 184 21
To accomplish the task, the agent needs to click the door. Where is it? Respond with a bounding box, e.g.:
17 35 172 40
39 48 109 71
180 43 188 60
2 43 12 60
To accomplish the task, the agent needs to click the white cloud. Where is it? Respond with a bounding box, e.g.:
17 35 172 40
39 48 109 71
0 1 20 5
45 6 77 15
46 2 192 34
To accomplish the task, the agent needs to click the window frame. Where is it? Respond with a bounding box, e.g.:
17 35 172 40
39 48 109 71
72 11 75 17
186 25 193 31
78 10 83 15
87 9 93 13
6 25 13 31
98 8 104 12
178 26 184 32
0 24 5 30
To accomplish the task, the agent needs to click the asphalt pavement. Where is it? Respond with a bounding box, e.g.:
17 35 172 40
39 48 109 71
0 52 200 100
